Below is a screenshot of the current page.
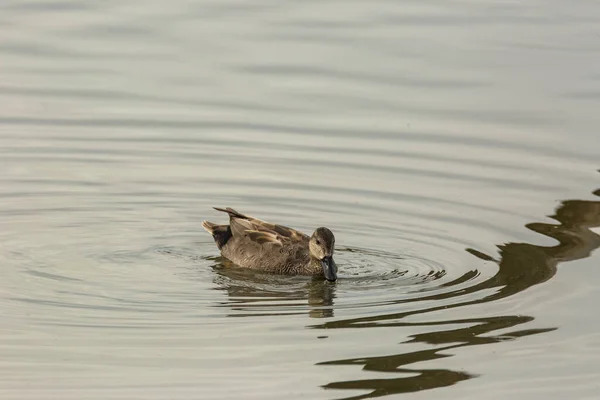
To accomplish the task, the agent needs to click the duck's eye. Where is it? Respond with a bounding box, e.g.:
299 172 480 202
316 239 321 245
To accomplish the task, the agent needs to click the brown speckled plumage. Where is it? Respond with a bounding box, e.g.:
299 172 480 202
202 207 337 280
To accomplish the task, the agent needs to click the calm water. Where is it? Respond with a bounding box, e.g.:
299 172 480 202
1 1 600 399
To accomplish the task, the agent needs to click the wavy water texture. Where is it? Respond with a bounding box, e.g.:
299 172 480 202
316 192 600 398
1 1 600 400
195 187 599 399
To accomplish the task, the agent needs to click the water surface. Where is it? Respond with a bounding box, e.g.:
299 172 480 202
1 1 600 399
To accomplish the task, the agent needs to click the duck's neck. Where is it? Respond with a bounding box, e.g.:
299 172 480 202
308 256 323 274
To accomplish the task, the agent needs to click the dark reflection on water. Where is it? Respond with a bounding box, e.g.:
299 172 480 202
213 262 336 318
318 316 554 399
311 185 600 399
207 183 599 399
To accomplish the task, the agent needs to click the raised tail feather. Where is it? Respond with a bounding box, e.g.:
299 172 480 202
202 220 232 250
213 207 250 220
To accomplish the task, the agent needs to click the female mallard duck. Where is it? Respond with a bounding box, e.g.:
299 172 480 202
202 207 337 281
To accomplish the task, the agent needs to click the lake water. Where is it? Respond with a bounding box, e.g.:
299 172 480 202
1 1 599 399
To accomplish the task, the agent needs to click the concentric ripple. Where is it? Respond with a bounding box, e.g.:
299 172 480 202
1 0 600 399
168 231 493 320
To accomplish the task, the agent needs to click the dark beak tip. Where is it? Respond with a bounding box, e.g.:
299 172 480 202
321 256 337 282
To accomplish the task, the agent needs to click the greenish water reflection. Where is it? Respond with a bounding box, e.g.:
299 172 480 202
210 181 599 399
314 184 599 399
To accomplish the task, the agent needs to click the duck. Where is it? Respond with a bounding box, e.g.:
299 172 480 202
202 207 337 281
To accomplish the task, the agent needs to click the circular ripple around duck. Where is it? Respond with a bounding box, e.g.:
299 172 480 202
179 240 494 318
336 246 447 287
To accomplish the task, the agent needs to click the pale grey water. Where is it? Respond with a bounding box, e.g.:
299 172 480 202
1 1 600 399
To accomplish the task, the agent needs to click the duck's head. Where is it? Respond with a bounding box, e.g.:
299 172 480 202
309 227 337 282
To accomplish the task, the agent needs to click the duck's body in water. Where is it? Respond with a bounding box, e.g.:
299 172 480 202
202 207 337 282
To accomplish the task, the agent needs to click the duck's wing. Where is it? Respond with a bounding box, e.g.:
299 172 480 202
213 207 309 246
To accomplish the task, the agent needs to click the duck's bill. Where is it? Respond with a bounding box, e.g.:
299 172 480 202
321 256 337 282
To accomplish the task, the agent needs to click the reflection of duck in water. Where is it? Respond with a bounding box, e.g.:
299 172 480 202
212 264 336 318
203 207 338 281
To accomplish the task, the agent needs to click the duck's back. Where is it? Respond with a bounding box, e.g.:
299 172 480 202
204 207 320 275
221 234 312 274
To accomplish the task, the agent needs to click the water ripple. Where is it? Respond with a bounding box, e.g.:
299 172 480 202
1 0 600 399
